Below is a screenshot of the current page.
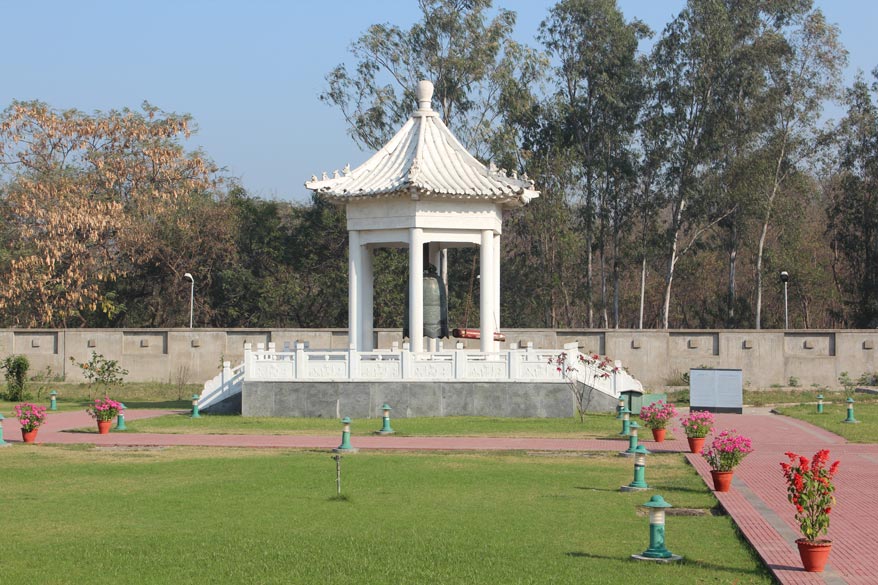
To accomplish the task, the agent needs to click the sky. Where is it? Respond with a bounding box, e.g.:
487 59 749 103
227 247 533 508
2 0 875 202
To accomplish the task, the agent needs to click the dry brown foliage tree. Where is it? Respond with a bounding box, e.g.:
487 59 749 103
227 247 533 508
0 101 218 326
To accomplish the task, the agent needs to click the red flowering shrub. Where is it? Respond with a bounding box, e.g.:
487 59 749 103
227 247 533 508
780 450 840 542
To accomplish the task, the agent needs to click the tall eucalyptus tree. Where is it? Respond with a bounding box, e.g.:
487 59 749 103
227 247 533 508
538 0 649 327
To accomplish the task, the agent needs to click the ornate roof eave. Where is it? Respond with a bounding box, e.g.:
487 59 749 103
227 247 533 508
314 185 538 208
305 80 539 207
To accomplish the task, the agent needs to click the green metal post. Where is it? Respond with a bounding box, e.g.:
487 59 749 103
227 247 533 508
334 416 357 452
624 422 640 455
0 413 6 446
115 403 127 431
49 390 58 411
619 407 631 435
843 397 859 423
376 404 394 434
620 445 650 491
191 394 201 419
640 495 675 559
816 394 824 414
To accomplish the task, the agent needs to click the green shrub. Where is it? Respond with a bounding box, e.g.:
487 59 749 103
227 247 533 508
2 355 30 401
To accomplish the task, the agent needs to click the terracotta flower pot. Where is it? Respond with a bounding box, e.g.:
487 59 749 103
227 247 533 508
687 436 705 454
797 539 832 572
710 469 734 492
21 429 38 443
97 420 112 435
651 428 667 442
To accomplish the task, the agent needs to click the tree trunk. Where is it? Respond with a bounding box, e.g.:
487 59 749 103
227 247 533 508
639 255 647 330
727 220 738 326
661 198 685 329
754 215 769 329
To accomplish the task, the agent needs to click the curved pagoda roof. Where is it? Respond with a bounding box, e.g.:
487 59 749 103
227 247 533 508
305 80 539 207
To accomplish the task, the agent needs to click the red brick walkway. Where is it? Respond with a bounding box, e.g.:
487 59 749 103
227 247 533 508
5 408 871 584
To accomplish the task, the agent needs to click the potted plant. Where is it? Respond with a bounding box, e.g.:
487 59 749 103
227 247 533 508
780 449 840 572
679 410 714 453
639 400 677 442
87 397 122 434
14 402 48 443
701 429 753 491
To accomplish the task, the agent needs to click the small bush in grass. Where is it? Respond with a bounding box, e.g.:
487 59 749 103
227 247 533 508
70 351 128 398
2 355 30 401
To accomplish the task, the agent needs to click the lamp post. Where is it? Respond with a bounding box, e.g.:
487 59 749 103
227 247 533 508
631 495 683 562
619 406 631 436
375 404 394 435
843 397 859 424
334 417 358 453
49 390 58 411
621 445 651 491
780 271 789 329
115 403 127 431
190 394 201 419
184 272 195 329
817 394 824 414
0 413 7 446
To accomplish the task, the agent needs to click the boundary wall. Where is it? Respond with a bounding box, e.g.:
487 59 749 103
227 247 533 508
2 328 875 389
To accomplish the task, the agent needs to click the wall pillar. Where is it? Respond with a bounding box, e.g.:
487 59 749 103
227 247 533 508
480 229 495 352
409 228 424 352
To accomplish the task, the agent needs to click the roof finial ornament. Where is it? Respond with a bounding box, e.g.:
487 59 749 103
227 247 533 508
416 80 434 112
343 163 351 175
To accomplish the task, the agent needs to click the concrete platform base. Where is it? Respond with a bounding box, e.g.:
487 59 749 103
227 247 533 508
243 380 618 418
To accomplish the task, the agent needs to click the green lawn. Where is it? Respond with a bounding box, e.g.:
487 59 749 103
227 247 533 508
0 446 770 584
666 388 878 407
1 382 198 415
123 413 679 440
773 401 878 442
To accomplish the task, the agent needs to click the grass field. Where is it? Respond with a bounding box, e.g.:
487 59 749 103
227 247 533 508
0 446 770 585
773 401 878 442
666 387 878 407
1 382 198 415
123 413 659 439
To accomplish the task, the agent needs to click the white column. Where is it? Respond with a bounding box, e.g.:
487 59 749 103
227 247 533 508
429 243 441 352
479 229 495 352
348 230 361 351
361 246 374 351
493 233 501 352
409 228 424 353
440 248 449 298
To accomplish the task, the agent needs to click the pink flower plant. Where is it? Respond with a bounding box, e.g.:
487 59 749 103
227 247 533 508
14 402 48 432
702 429 753 471
639 400 678 430
680 410 715 438
87 397 122 422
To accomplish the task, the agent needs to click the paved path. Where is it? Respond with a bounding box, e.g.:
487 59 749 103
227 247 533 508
4 408 874 584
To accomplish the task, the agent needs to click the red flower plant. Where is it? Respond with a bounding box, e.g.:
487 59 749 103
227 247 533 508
780 450 840 543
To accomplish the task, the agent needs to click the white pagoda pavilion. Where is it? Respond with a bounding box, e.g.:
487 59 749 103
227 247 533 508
196 81 643 418
305 80 538 353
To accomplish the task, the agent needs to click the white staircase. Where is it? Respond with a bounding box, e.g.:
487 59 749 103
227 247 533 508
198 361 244 411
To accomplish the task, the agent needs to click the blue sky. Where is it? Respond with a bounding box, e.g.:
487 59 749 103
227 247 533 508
2 1 874 202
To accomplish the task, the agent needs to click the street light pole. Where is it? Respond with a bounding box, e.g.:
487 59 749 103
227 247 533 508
184 273 194 329
780 271 789 329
